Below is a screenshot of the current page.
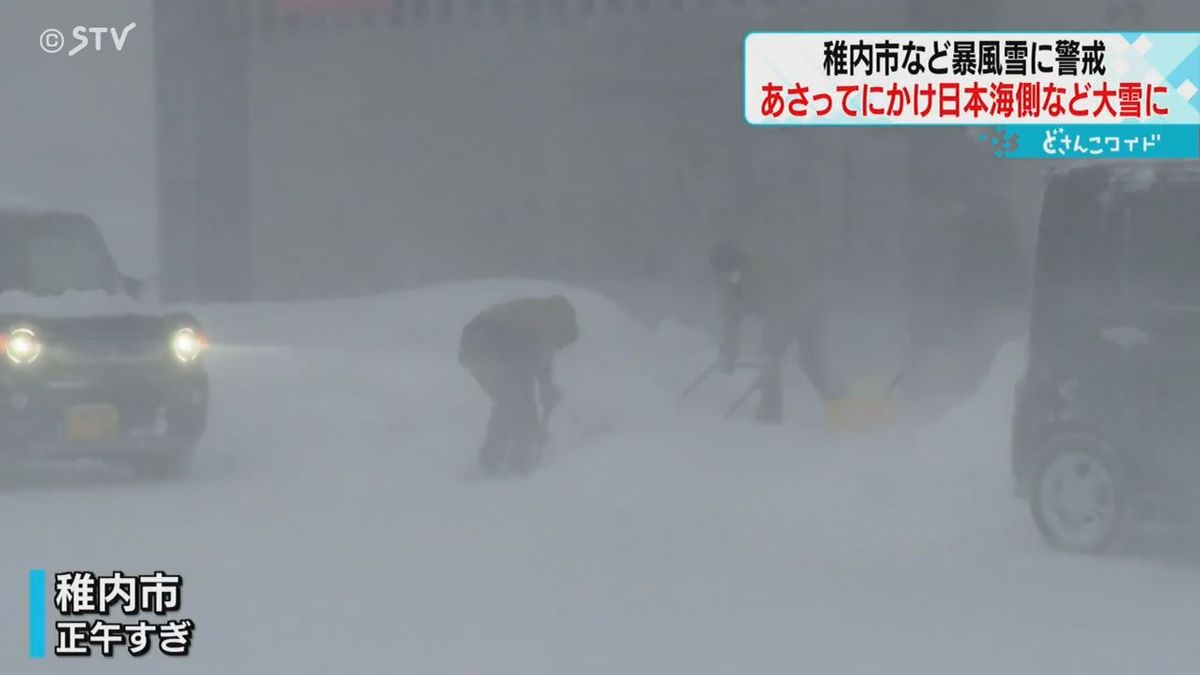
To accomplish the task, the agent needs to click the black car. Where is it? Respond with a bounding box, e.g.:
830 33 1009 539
1013 162 1200 552
0 204 208 477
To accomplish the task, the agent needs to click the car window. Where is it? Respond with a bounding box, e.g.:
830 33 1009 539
0 213 120 296
0 224 25 291
1108 185 1200 308
28 228 117 295
1033 175 1109 314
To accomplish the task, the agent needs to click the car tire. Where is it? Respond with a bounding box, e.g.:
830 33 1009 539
1031 437 1129 554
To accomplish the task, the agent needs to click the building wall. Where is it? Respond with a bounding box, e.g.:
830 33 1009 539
248 10 724 299
4 1 1195 298
0 1 156 276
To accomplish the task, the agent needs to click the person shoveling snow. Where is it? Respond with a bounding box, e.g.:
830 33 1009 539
708 240 843 424
458 295 578 477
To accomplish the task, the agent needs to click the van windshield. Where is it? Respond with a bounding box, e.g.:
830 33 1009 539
0 213 120 296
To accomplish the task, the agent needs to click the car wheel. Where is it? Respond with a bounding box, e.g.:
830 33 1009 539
1032 440 1127 553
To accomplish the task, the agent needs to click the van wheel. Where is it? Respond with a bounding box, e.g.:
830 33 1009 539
1032 441 1128 553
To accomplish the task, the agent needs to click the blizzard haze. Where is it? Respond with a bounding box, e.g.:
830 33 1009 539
2 1 1200 674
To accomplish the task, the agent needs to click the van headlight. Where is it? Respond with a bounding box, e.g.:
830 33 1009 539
170 327 206 364
3 327 43 366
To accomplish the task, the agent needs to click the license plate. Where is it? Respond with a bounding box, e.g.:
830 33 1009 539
66 404 121 443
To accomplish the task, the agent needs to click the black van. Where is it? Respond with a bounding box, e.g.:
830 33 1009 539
1013 162 1200 552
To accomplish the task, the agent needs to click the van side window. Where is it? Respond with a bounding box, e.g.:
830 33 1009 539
1114 186 1200 309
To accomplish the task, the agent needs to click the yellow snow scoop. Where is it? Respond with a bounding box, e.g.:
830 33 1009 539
824 386 891 433
823 325 925 433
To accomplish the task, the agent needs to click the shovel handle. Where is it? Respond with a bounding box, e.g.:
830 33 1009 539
681 360 721 400
682 361 762 401
724 377 762 418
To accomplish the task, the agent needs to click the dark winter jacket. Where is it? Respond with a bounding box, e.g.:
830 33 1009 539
459 295 579 373
715 249 819 359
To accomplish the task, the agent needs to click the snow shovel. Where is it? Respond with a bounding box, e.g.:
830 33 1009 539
514 390 559 477
539 388 560 433
886 337 927 395
723 376 763 418
824 330 928 432
681 360 721 400
681 360 760 401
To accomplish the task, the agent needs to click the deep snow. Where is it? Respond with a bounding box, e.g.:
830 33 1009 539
1 280 1199 674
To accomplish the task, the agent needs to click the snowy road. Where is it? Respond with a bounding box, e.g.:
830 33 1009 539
2 281 1199 674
